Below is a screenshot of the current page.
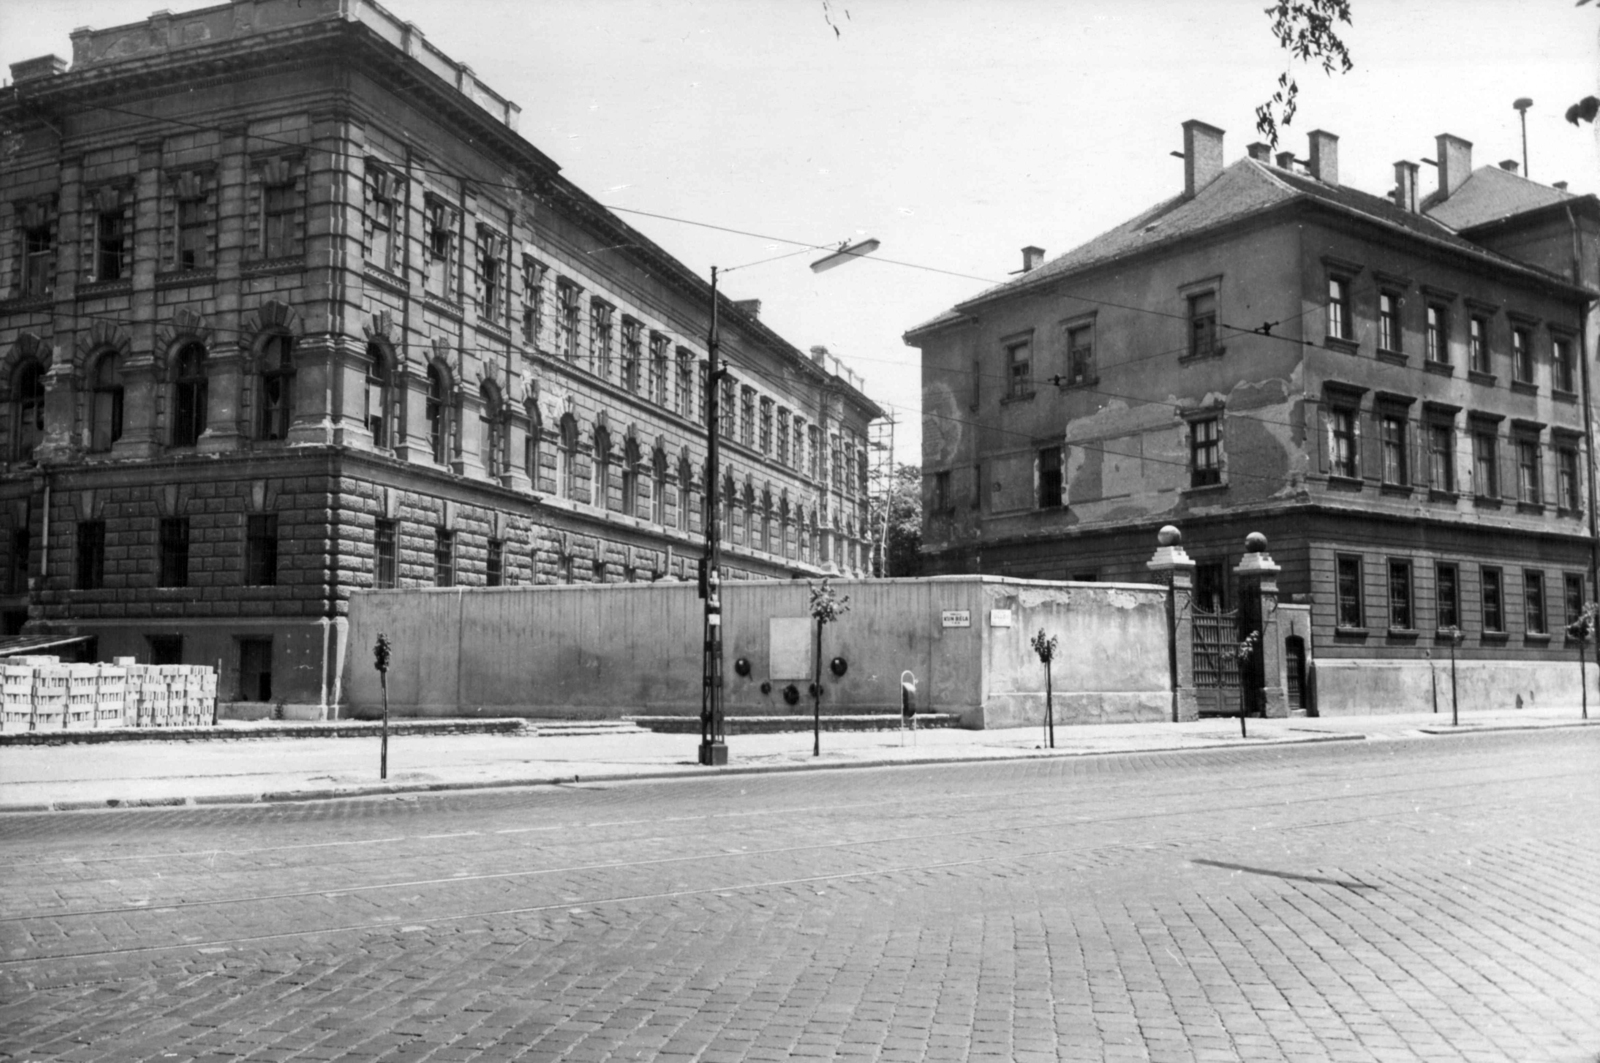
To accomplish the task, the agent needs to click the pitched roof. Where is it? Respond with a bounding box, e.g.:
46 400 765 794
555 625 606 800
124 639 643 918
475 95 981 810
906 156 1581 339
1423 164 1578 230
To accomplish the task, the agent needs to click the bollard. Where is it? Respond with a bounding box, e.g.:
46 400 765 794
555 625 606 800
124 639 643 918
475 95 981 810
900 670 917 747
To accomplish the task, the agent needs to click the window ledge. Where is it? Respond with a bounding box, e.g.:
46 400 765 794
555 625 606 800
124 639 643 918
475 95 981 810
1000 391 1036 405
77 278 133 298
1386 628 1419 639
156 268 216 290
422 290 463 319
1552 388 1579 403
242 257 304 277
1517 502 1546 516
0 293 55 314
1326 474 1364 491
1178 344 1226 365
1423 359 1454 377
1334 625 1370 636
364 262 409 295
1467 369 1497 387
1379 483 1413 497
1324 337 1359 355
475 318 512 343
1183 481 1227 495
1376 349 1407 366
1511 380 1538 396
1472 495 1502 509
1058 376 1099 390
1524 632 1552 644
1428 489 1459 503
1481 631 1510 642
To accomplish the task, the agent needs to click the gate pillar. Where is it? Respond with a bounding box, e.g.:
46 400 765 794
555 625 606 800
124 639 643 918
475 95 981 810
1235 532 1287 719
1147 525 1198 722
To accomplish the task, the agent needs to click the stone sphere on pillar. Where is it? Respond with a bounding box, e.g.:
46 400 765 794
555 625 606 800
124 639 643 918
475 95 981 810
1244 531 1268 554
1157 525 1182 547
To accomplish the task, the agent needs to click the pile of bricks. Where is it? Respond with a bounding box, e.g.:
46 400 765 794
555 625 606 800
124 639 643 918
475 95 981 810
0 656 216 732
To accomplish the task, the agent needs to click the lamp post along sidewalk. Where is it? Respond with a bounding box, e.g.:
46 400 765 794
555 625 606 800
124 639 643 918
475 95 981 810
698 238 878 767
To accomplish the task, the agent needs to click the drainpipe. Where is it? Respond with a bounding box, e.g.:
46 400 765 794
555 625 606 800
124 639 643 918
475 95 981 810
1564 203 1599 688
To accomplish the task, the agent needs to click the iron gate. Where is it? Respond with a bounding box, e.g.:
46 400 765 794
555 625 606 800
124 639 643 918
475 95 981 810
1192 604 1241 717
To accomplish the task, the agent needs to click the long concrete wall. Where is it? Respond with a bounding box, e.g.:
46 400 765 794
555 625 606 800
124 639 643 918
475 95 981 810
341 576 1173 728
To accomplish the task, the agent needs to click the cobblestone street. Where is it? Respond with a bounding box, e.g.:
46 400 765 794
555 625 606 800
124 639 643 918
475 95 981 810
2 728 1597 1062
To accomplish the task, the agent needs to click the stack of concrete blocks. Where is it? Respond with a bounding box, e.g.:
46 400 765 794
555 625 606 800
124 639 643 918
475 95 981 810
0 656 214 731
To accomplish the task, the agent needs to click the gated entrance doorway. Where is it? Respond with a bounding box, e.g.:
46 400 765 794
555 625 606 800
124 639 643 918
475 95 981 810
1193 604 1240 717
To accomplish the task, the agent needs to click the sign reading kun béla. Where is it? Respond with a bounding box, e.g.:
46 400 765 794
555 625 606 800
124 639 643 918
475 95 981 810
941 610 971 628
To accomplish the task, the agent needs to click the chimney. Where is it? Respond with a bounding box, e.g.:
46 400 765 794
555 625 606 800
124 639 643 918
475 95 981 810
1393 160 1419 212
9 55 67 83
1498 159 1519 174
1275 151 1298 171
1555 181 1569 191
1435 133 1473 200
809 345 829 364
1246 142 1272 162
1021 246 1045 272
1307 130 1339 186
1181 120 1226 197
733 298 761 319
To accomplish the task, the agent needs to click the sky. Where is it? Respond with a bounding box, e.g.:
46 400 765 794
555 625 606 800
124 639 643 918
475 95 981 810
4 0 1598 467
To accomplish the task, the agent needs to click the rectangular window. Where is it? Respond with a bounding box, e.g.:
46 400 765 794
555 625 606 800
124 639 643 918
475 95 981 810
1469 315 1490 374
8 525 28 595
677 349 695 418
1482 567 1504 633
777 408 791 465
1473 429 1498 497
1554 338 1575 393
486 538 504 587
1428 422 1455 493
1007 337 1032 398
245 514 278 586
759 398 774 454
1327 276 1352 341
263 183 299 259
1336 555 1363 628
808 425 821 479
1437 563 1459 630
1565 573 1586 629
591 301 614 378
1388 560 1413 630
374 518 397 589
158 517 190 588
434 528 454 587
238 638 272 702
558 281 580 361
476 227 503 319
366 165 400 272
933 469 952 514
521 258 545 346
1188 291 1217 358
177 198 208 270
621 317 642 389
1517 438 1541 505
1426 304 1448 364
1512 327 1534 385
147 635 183 666
1190 416 1221 487
75 520 106 591
22 222 54 297
1038 446 1063 508
1558 445 1580 513
1066 324 1094 384
425 197 454 297
650 333 670 405
1378 290 1401 353
1380 414 1407 486
741 388 756 448
1331 406 1358 478
719 376 737 438
96 208 128 281
1525 570 1547 635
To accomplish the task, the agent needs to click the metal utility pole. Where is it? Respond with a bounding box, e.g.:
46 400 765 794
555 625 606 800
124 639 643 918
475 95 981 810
699 267 728 767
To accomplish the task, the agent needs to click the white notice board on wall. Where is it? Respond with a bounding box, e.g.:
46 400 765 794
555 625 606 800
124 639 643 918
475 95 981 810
769 617 813 680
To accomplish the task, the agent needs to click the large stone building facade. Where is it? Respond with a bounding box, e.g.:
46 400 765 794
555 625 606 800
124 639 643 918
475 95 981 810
907 121 1600 711
0 0 880 714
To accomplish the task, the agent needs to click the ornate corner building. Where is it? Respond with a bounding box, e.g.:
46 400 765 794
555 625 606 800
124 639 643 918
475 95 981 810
0 0 881 715
907 120 1600 712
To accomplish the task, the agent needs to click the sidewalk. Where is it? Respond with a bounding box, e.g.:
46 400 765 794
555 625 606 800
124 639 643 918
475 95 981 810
0 708 1592 812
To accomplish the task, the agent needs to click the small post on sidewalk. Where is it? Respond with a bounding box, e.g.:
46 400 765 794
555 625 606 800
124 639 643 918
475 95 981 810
1030 630 1058 749
1446 626 1462 727
1566 603 1594 720
374 633 391 780
900 670 917 747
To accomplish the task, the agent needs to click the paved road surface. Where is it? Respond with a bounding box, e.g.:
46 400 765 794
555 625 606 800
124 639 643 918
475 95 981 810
2 728 1597 1062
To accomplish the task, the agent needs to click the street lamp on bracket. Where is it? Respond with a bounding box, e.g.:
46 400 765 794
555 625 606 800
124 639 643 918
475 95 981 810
698 236 880 767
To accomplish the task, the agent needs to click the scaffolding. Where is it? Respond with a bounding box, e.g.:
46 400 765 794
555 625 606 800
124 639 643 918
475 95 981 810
867 414 897 576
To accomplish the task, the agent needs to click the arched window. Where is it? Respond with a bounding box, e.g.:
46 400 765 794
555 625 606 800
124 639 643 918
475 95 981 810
798 505 811 564
743 482 757 550
622 436 640 517
559 416 578 499
760 489 773 553
723 470 737 543
426 365 449 464
779 496 792 559
593 427 612 510
678 454 694 532
12 360 45 462
524 404 542 486
365 342 391 448
256 333 294 441
171 342 208 447
652 448 668 524
89 353 123 454
478 382 502 477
